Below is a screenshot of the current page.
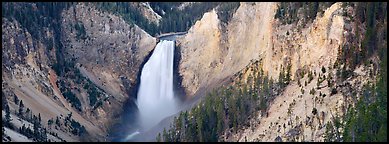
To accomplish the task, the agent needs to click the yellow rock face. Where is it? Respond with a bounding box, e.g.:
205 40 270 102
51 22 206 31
177 2 345 99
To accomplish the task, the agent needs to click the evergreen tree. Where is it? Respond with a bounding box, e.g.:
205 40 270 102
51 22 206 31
156 132 161 142
13 94 19 105
48 118 53 129
55 116 60 126
26 108 31 120
324 121 335 142
19 100 24 117
279 65 285 88
38 113 42 124
321 66 326 74
162 128 168 142
4 101 12 127
285 63 292 85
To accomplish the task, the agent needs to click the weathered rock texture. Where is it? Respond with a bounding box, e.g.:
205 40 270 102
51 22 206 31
177 2 344 99
2 3 156 141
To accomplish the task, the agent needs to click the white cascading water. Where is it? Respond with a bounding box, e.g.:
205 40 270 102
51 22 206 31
136 40 177 131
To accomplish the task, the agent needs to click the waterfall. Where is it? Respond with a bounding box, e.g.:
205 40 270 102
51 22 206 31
136 40 177 131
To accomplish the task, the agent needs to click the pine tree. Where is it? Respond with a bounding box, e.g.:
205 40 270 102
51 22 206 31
19 100 24 117
278 65 285 88
2 91 7 109
48 118 53 129
38 113 42 124
33 115 40 141
162 128 168 142
56 116 60 126
285 63 292 85
324 121 335 142
156 132 161 142
321 66 326 73
4 102 12 127
13 94 19 105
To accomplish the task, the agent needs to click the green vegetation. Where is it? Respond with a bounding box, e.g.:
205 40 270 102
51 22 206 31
156 2 220 34
321 66 326 74
74 22 87 40
18 124 34 140
2 92 13 129
64 112 86 136
2 2 73 39
3 94 54 142
317 73 325 87
341 48 387 142
279 63 292 89
324 114 343 142
327 70 334 88
312 107 317 115
83 80 104 108
2 2 75 76
216 2 240 24
57 79 82 111
17 113 48 142
275 2 334 27
55 60 106 111
158 61 283 142
92 2 158 34
326 2 387 140
307 70 314 83
337 2 387 73
18 100 24 117
309 88 316 95
93 2 240 36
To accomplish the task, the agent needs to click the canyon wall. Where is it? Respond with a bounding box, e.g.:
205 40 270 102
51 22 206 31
2 3 156 141
177 2 345 99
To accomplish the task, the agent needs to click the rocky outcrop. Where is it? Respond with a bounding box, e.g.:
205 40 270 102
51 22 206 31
61 3 156 103
177 2 345 99
177 2 278 97
60 3 156 139
2 2 156 141
177 9 223 97
131 2 162 25
176 2 352 142
2 17 100 141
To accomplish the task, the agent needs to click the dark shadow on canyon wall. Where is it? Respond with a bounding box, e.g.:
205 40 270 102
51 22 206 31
108 45 156 142
108 35 187 141
173 41 187 103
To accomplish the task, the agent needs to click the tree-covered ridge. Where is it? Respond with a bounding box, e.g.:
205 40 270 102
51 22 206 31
2 2 75 76
326 4 387 139
91 2 156 34
157 60 287 142
324 45 387 142
2 2 241 38
92 2 240 36
336 2 387 73
322 2 387 142
2 2 73 39
2 90 87 142
275 2 335 28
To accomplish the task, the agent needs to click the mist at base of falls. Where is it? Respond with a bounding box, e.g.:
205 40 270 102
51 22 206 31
127 40 178 141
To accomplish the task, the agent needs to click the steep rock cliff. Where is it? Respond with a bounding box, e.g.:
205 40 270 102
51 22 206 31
2 2 156 141
177 2 344 99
